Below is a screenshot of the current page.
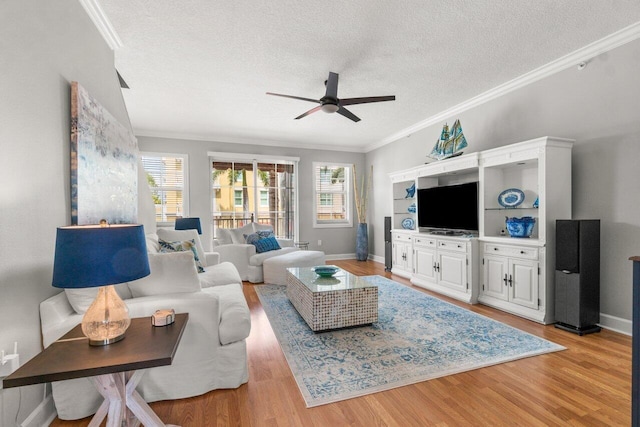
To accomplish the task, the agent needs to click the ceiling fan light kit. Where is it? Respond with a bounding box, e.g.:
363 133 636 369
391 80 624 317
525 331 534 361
321 103 339 114
267 71 395 122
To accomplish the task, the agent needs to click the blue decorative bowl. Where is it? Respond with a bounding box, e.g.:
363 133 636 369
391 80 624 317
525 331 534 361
505 216 536 238
313 266 339 277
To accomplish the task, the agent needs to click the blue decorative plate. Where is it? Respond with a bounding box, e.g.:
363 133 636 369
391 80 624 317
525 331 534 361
407 203 416 213
401 218 415 230
498 188 525 208
313 266 339 277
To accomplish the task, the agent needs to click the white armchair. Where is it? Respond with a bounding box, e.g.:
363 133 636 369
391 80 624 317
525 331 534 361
41 241 251 420
212 223 298 283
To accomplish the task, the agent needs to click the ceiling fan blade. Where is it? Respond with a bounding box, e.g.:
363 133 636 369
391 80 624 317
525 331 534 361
266 92 320 104
336 106 360 122
325 72 339 99
340 95 396 106
295 105 322 120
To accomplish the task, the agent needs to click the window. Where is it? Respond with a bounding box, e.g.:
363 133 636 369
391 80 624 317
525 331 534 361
234 190 243 207
260 190 269 207
211 153 298 240
140 152 188 226
320 193 333 206
313 162 351 228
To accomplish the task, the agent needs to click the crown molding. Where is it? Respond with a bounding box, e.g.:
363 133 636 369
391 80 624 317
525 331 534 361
134 129 368 153
79 0 123 50
367 21 640 152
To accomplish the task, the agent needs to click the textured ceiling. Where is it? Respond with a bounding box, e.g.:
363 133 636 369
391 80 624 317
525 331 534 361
99 0 640 151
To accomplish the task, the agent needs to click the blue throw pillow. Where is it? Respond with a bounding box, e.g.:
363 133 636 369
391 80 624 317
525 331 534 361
253 236 281 253
244 230 275 246
256 230 274 238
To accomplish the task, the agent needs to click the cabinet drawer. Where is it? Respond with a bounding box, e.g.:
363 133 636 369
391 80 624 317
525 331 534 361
437 240 467 253
393 233 413 243
484 243 538 260
413 236 436 248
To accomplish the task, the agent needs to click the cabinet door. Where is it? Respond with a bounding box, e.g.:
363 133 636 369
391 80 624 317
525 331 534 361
415 247 437 282
438 251 467 292
509 259 539 309
482 255 509 301
392 242 402 268
393 242 409 270
406 242 413 272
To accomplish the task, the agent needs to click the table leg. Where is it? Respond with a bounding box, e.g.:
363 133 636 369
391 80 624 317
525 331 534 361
89 370 179 427
90 373 126 427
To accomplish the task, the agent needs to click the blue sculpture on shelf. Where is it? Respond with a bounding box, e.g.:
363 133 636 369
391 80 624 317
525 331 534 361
405 182 415 199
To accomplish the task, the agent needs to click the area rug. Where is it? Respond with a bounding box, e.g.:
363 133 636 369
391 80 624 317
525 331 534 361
255 275 564 407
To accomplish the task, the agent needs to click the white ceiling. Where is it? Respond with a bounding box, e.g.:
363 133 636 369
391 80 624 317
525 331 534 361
98 0 640 152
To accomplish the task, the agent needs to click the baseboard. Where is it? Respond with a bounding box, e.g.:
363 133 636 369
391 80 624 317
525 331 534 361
599 313 632 336
369 254 385 265
325 253 356 261
325 254 386 264
21 393 56 427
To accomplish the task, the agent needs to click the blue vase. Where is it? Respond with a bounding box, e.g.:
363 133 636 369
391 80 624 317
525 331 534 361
356 223 369 261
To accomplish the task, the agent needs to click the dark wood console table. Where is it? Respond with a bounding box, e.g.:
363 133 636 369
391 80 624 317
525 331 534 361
3 313 188 427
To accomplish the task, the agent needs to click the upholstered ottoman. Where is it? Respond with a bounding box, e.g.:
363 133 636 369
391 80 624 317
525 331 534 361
263 250 326 285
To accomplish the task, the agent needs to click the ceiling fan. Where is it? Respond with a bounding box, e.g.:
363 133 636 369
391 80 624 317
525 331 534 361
266 72 395 122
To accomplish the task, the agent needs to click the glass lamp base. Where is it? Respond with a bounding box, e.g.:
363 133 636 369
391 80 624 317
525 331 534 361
82 285 131 346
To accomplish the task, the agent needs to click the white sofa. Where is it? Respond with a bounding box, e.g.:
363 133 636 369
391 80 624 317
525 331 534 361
40 230 251 420
212 223 299 283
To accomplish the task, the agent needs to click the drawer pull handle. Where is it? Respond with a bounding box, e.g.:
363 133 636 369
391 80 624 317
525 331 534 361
503 274 508 286
508 275 513 287
520 250 526 254
494 247 499 251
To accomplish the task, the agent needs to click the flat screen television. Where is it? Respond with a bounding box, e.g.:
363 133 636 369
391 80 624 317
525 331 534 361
417 182 479 232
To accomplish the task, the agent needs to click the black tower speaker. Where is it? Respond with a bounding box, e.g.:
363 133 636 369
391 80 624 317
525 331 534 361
555 219 601 335
384 216 392 271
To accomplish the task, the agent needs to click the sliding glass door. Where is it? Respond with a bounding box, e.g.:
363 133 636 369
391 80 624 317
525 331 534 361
211 154 297 241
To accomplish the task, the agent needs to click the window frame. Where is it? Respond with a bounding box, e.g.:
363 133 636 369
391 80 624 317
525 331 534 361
312 162 352 228
209 152 300 240
140 151 189 228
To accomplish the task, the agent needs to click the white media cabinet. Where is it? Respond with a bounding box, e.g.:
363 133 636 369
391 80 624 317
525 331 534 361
389 136 573 324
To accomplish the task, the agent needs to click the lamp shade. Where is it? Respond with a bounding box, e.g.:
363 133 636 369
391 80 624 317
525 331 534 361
175 217 202 234
52 224 150 289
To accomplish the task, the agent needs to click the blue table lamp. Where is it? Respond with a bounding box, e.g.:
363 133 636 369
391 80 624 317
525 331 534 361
52 224 150 346
175 217 202 234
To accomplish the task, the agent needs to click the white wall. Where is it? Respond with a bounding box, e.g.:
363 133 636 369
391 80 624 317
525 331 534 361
367 39 640 326
137 136 366 256
0 1 130 424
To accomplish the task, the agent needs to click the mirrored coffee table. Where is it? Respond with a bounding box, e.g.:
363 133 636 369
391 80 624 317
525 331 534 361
286 266 378 331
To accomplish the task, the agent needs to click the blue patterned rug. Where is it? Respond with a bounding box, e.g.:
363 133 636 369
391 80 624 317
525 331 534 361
255 275 564 407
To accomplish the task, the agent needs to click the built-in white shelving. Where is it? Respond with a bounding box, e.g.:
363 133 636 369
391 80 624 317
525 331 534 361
388 136 574 323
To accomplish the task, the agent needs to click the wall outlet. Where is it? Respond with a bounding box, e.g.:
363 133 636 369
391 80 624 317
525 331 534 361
0 354 19 378
317 240 322 246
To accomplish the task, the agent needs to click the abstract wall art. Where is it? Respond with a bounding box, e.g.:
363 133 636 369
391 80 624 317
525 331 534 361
70 81 138 225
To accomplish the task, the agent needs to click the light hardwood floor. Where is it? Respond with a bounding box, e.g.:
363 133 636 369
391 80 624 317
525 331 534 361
51 260 631 426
